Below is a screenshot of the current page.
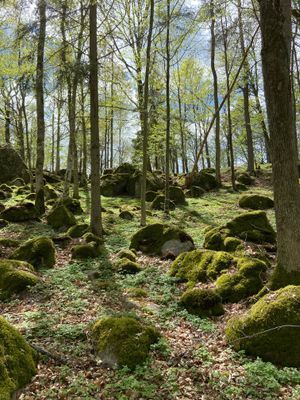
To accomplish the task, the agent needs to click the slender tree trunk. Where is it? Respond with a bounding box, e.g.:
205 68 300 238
110 54 114 168
4 101 10 144
51 111 55 172
35 0 46 215
55 93 61 173
89 1 102 236
259 0 300 287
140 0 155 226
81 81 87 185
210 0 221 184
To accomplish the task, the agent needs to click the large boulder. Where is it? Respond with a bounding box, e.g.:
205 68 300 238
236 172 254 186
0 259 38 297
169 186 187 205
238 194 274 210
185 171 218 191
150 195 176 211
130 223 194 258
91 315 160 369
0 316 37 400
55 197 83 215
226 285 300 366
126 170 164 197
0 202 39 222
180 288 224 317
47 205 76 229
100 173 129 197
170 249 234 283
0 145 30 184
11 237 56 269
204 211 276 250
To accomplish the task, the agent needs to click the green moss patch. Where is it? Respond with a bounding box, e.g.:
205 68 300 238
11 237 56 269
238 194 274 210
180 288 224 317
116 258 141 274
47 205 76 229
0 259 38 297
66 223 89 238
0 202 39 222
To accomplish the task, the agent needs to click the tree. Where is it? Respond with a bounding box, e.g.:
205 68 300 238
259 0 300 287
89 0 103 236
35 0 46 215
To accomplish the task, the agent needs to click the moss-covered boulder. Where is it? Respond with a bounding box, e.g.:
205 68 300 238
180 288 224 317
0 259 38 297
0 144 30 184
236 172 254 186
15 185 30 195
186 171 219 191
170 249 234 283
225 285 300 366
0 190 9 200
0 316 36 400
116 258 141 274
47 205 76 229
101 173 129 197
215 257 267 302
71 242 103 259
91 315 160 369
223 237 243 252
150 195 176 211
130 224 194 258
0 202 39 222
204 211 276 250
169 186 187 205
11 237 56 269
56 197 83 215
238 194 274 210
126 170 164 197
66 223 89 238
185 186 206 198
117 249 137 262
0 238 20 248
145 190 158 202
83 232 104 246
44 184 59 200
115 163 137 174
119 210 134 220
0 184 13 193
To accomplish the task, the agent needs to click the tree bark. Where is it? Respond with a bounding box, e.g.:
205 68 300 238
259 0 300 287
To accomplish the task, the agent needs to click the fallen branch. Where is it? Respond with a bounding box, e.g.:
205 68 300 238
30 343 69 365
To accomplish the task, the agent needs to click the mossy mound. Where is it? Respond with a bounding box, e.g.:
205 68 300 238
0 203 5 213
0 316 36 400
10 177 26 187
204 211 276 250
238 194 274 210
101 173 129 197
223 237 243 252
83 232 104 246
116 258 141 274
130 223 194 258
0 184 13 193
186 171 219 191
180 288 224 317
15 185 30 195
55 197 83 215
126 288 148 298
11 237 56 269
235 182 248 191
25 193 36 201
236 172 254 186
119 210 134 220
0 190 9 200
215 257 267 302
0 259 38 297
71 242 103 259
44 184 59 200
0 144 30 184
170 249 234 283
145 190 158 202
0 238 20 247
47 205 76 229
0 219 8 229
66 223 89 238
91 315 160 369
185 186 206 198
169 186 187 205
226 285 300 366
115 163 137 174
150 195 176 211
0 202 39 222
117 249 137 262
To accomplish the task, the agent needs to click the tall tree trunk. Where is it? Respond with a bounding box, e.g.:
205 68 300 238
238 0 255 173
140 0 155 226
35 0 46 215
55 92 61 173
89 0 103 236
259 0 300 287
81 81 87 185
210 0 221 184
110 54 114 168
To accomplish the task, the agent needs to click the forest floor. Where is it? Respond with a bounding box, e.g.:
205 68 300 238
1 168 300 400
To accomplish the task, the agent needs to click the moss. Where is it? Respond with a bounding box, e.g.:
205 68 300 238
204 211 276 251
169 186 187 205
0 260 38 297
235 182 248 191
66 223 89 238
0 202 39 222
170 249 234 283
126 288 148 298
44 184 58 200
0 184 13 193
46 205 76 229
116 258 141 274
117 249 137 262
185 186 205 198
225 285 300 366
55 197 83 215
115 163 137 174
25 193 36 201
145 190 158 202
180 288 224 317
0 316 36 400
101 173 129 197
91 315 160 369
119 210 134 220
0 203 5 213
11 237 56 269
238 194 274 210
236 172 254 185
83 232 104 246
150 195 176 210
130 223 194 257
0 219 8 229
269 263 300 289
15 185 30 195
186 171 218 191
224 237 243 252
127 170 164 197
71 243 103 259
215 257 267 302
0 238 20 247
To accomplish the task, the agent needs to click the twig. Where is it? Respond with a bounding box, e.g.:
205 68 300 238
30 343 69 365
